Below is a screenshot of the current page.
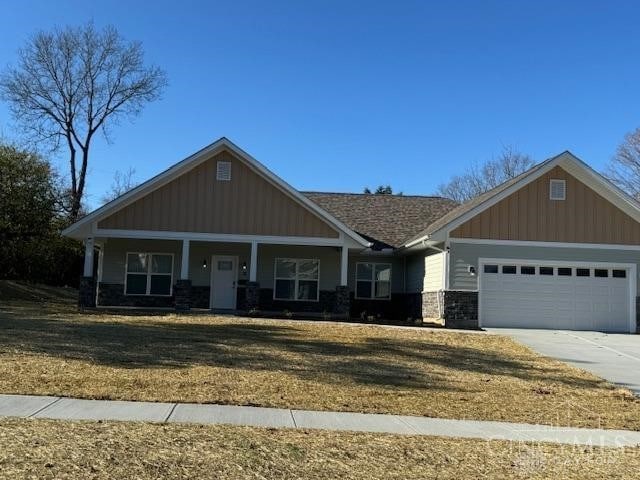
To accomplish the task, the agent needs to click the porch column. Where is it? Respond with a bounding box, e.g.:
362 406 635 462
249 241 258 282
335 246 350 318
180 239 190 279
83 237 95 277
246 241 260 312
340 245 348 286
175 239 192 311
79 237 96 309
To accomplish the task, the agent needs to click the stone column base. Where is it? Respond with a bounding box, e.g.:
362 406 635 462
175 279 192 311
78 276 96 309
422 291 441 319
443 290 479 329
335 285 350 315
246 281 260 311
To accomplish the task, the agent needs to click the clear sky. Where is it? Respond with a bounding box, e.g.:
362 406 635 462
1 0 639 208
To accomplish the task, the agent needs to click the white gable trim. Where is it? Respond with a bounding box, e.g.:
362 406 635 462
405 151 640 247
93 228 363 248
450 238 640 251
63 138 371 247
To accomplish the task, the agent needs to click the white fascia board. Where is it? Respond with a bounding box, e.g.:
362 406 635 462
63 138 371 248
62 139 229 237
405 150 640 249
558 156 640 223
450 237 640 251
221 141 370 247
438 158 561 238
94 228 348 247
401 237 446 251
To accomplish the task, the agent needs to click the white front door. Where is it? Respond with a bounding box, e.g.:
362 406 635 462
210 255 238 309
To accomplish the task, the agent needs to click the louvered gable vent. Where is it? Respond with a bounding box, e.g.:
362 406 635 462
216 161 231 181
549 179 566 200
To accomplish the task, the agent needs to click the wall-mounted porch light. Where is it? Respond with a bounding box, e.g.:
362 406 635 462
202 259 207 269
241 261 247 275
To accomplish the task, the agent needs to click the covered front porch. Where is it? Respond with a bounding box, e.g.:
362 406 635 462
80 235 353 318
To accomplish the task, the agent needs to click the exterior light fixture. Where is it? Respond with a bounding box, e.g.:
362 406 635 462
202 259 207 269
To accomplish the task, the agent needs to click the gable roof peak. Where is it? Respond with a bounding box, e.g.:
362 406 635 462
404 149 640 248
62 137 371 247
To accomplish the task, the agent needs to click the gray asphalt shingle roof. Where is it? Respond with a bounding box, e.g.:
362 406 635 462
303 192 458 249
403 155 560 245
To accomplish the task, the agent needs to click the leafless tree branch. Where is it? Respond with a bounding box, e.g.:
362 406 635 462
436 145 534 203
100 167 138 204
605 128 640 200
0 22 167 220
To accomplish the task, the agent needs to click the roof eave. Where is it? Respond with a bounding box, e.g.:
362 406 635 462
62 138 371 248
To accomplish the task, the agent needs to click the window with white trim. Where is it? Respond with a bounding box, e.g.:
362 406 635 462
549 179 566 200
356 263 391 299
274 258 319 301
125 253 173 296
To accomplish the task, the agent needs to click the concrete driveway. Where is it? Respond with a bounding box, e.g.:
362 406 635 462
488 329 640 395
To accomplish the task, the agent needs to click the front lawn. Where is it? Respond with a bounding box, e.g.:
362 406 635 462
1 294 639 429
1 418 639 479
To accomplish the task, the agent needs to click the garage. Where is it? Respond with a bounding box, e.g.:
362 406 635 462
479 259 634 332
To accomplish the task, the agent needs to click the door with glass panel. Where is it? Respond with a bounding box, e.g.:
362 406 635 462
210 255 238 309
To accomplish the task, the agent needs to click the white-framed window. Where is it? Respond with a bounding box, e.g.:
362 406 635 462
125 253 174 296
216 161 231 181
355 263 391 300
549 179 566 200
274 258 320 301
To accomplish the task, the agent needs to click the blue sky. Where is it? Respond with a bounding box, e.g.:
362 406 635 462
1 0 639 208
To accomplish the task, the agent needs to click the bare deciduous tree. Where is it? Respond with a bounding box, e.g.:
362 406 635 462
605 127 640 200
101 167 138 204
0 23 167 220
436 146 534 203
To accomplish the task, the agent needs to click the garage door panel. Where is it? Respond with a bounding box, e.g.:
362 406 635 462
480 261 631 332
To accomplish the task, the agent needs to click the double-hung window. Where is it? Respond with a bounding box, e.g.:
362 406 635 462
125 253 173 296
356 263 391 299
274 258 319 301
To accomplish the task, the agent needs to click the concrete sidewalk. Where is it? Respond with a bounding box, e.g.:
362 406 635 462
1 393 640 447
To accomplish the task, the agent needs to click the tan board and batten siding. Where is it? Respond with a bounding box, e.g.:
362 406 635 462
98 151 339 238
451 166 640 244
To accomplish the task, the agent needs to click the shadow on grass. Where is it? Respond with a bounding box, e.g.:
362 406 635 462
0 301 609 393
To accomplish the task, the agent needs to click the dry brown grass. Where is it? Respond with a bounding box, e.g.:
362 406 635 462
1 418 639 479
1 297 640 430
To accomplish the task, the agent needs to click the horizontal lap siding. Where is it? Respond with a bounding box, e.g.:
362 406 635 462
257 245 341 291
449 242 640 294
405 254 426 293
451 166 640 244
102 241 342 290
101 239 182 283
347 255 405 294
189 243 251 286
424 252 445 292
98 151 339 238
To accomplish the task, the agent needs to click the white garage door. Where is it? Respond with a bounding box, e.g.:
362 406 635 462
479 260 632 332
